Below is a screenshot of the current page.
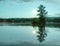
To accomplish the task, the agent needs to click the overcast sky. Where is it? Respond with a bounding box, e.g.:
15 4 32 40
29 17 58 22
0 0 60 18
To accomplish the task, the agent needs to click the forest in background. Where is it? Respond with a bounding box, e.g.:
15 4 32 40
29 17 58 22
0 17 60 23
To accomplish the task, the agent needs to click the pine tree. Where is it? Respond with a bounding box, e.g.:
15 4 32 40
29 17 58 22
37 5 47 27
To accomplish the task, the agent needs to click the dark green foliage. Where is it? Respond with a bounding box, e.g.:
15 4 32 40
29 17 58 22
0 18 38 23
32 18 39 26
46 17 60 23
37 5 47 26
37 5 47 17
0 18 4 22
37 5 47 43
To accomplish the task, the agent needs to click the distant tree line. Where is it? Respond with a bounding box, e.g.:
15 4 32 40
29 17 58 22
46 17 60 22
0 18 38 23
0 17 60 23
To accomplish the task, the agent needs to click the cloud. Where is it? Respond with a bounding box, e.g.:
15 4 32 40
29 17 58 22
44 0 60 3
0 0 43 2
55 13 60 15
19 0 33 2
54 13 60 17
12 0 37 2
52 0 60 2
12 0 60 3
0 0 60 3
0 0 4 1
17 0 45 2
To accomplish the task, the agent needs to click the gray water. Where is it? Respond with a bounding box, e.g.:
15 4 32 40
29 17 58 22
0 23 60 46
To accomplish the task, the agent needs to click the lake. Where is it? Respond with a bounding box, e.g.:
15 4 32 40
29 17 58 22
0 23 60 46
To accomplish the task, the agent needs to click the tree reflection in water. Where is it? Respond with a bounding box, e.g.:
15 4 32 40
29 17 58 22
37 25 47 43
32 23 47 43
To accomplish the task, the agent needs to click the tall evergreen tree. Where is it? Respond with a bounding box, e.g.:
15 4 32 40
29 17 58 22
37 5 47 27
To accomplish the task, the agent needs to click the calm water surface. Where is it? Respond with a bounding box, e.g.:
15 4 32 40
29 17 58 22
0 23 60 45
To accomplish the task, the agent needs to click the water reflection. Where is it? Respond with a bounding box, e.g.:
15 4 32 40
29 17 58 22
0 21 60 43
32 17 60 43
37 25 47 42
32 21 47 43
32 17 46 43
32 23 60 43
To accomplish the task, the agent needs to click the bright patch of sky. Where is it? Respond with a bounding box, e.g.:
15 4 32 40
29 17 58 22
0 0 60 18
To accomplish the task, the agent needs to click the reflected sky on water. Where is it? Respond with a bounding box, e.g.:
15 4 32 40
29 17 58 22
0 25 60 45
0 26 38 44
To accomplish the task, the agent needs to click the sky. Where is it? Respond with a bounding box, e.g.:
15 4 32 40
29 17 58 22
0 0 60 18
